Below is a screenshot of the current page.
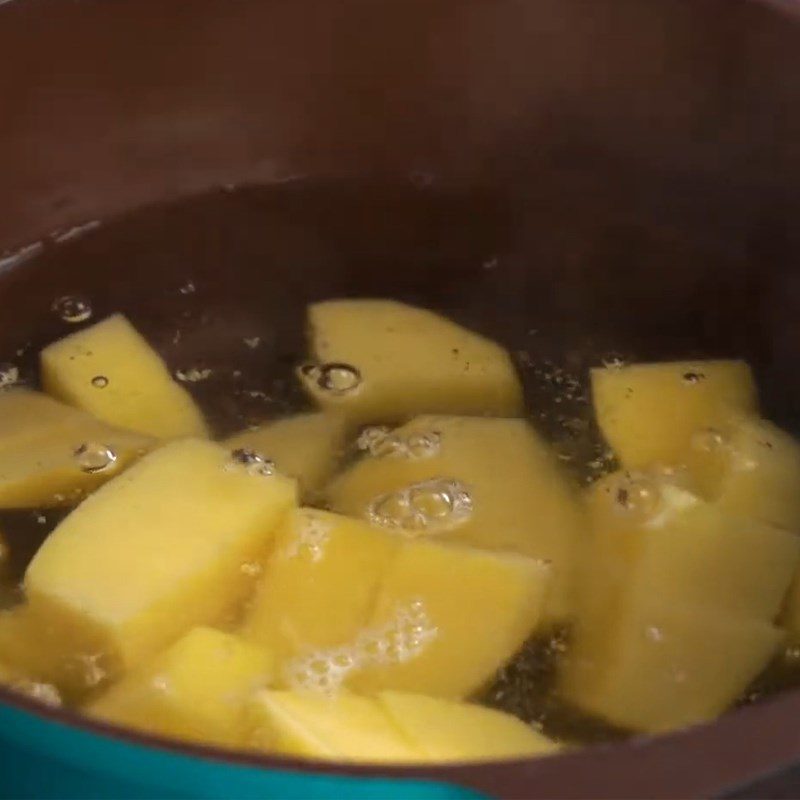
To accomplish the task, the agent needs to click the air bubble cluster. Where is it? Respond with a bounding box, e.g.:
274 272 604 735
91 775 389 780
282 513 332 563
284 599 437 694
367 478 473 534
356 426 441 460
0 363 19 390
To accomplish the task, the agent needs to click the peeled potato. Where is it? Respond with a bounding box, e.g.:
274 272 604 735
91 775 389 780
24 439 297 687
592 360 757 470
378 692 559 762
225 413 346 497
349 539 550 699
41 313 209 439
560 471 795 731
89 627 274 747
248 689 419 762
563 598 782 733
327 415 583 620
298 300 523 426
247 689 559 764
242 509 399 663
0 389 154 508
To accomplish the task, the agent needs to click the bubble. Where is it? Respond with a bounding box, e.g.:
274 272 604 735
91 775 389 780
283 513 331 562
645 626 664 643
91 375 109 389
240 561 263 577
356 425 395 455
228 448 276 478
284 645 361 695
11 680 62 707
73 442 117 474
367 478 472 534
690 428 726 453
243 336 262 349
71 653 107 688
152 675 173 694
404 431 441 459
179 280 196 295
284 600 437 694
300 362 362 396
408 484 454 520
0 363 19 389
52 295 92 324
175 367 212 383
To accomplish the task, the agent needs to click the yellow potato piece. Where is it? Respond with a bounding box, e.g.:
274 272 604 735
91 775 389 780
248 689 419 762
592 360 757 470
584 473 800 622
242 509 399 662
41 314 209 439
0 389 154 508
89 627 274 747
299 300 523 426
561 471 795 730
24 439 297 685
563 598 782 733
327 415 582 620
378 692 559 762
350 539 550 699
225 413 346 497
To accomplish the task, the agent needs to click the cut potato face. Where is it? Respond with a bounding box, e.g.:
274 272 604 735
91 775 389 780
247 689 559 764
242 509 399 662
560 470 796 730
591 360 757 470
0 389 154 508
248 690 419 762
564 598 783 733
89 627 274 747
24 439 297 684
41 314 209 439
327 415 583 620
298 300 523 426
378 692 559 762
225 413 346 497
349 540 550 699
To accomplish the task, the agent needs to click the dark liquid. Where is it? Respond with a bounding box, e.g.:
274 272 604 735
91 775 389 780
0 180 797 743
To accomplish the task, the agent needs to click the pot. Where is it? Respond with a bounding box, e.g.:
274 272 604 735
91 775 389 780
1 0 800 796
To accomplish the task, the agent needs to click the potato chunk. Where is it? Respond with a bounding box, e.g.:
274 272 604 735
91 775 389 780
242 509 399 661
24 439 297 683
327 415 582 620
564 598 782 732
349 540 550 699
591 360 757 470
378 692 559 761
89 627 273 747
0 389 153 508
225 413 346 496
299 300 523 426
41 314 208 439
560 471 795 731
248 690 419 762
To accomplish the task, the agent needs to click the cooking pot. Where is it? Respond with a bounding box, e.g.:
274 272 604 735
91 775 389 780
2 0 800 796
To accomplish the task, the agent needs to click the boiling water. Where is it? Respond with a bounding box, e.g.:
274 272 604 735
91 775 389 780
0 181 797 745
